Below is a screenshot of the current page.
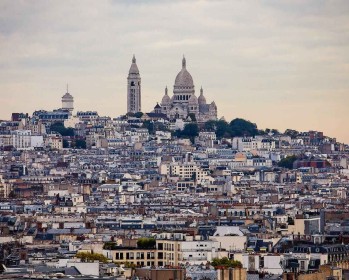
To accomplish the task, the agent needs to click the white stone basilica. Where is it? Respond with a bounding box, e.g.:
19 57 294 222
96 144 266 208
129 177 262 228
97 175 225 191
126 55 217 122
155 56 217 122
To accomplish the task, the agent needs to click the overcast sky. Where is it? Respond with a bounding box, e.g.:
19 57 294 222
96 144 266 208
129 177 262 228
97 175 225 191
1 0 348 143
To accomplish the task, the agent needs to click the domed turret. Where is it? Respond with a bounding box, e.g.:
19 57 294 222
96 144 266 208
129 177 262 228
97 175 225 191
174 56 194 94
161 86 171 105
198 86 206 105
188 94 198 105
129 54 139 75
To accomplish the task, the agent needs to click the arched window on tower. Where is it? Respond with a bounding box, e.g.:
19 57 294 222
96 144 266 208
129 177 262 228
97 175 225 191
131 81 135 86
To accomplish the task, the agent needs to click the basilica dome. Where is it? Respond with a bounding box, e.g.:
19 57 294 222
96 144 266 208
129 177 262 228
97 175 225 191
62 92 73 100
174 56 194 88
161 86 171 104
198 87 206 104
188 94 198 105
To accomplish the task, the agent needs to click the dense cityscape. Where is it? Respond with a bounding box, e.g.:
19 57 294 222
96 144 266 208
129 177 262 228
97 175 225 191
0 55 348 280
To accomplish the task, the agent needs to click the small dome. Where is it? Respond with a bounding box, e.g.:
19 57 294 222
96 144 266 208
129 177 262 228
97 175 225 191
174 56 194 88
62 92 73 100
198 87 206 104
188 94 198 105
161 86 171 105
129 55 139 74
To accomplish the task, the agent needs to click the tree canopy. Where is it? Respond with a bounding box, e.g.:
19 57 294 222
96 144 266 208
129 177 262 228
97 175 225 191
76 252 108 263
284 129 300 138
134 112 143 118
50 122 74 137
278 155 298 169
211 257 242 269
75 139 86 149
137 237 156 249
174 123 199 143
216 120 232 138
229 118 259 137
103 242 119 250
202 118 260 139
142 120 155 134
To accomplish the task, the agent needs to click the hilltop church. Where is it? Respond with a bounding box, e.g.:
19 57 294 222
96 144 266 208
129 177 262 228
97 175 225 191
127 55 217 122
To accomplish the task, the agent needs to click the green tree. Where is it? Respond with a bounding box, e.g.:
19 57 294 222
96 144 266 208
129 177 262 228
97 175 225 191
134 112 143 118
74 139 86 149
278 155 298 169
76 252 108 263
203 120 231 139
216 120 232 138
204 120 217 131
229 118 259 137
211 257 242 269
50 122 74 137
103 242 118 250
175 123 199 143
284 129 300 138
142 120 155 134
137 237 156 249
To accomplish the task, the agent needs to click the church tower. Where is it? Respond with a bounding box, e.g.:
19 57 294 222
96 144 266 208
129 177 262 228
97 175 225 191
61 84 74 114
127 55 141 114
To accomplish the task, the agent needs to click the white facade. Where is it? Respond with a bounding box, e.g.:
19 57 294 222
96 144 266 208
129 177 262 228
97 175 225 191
11 130 44 150
232 137 275 152
61 87 74 113
127 55 141 113
164 162 209 182
159 57 217 122
64 116 80 128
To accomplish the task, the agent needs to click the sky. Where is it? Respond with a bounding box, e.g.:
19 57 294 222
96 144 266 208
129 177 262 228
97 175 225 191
0 0 349 143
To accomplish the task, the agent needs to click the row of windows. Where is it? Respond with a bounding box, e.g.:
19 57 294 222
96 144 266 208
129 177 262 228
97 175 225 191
175 95 187 101
114 252 155 260
157 243 180 251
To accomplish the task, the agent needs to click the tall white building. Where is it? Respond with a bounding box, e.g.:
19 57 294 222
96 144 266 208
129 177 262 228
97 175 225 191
157 56 217 122
61 85 74 113
127 55 141 114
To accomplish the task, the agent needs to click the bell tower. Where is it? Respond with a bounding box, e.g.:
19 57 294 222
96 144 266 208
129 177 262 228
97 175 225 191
127 55 141 114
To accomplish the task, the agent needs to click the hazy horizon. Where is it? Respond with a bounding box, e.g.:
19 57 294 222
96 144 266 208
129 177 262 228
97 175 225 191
1 1 348 143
